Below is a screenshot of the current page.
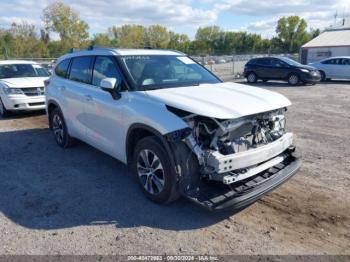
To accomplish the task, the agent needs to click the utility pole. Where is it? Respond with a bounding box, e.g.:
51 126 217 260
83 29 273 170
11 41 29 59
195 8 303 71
334 11 338 26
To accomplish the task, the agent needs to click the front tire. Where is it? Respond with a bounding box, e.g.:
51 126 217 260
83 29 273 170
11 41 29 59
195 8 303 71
319 71 326 82
50 108 74 148
288 73 300 86
246 72 257 83
132 136 180 204
0 97 9 117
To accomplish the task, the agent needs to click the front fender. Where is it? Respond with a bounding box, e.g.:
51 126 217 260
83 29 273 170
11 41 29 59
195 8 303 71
124 92 188 135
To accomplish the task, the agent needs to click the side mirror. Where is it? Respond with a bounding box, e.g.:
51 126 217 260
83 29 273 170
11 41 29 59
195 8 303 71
101 78 117 91
100 78 121 100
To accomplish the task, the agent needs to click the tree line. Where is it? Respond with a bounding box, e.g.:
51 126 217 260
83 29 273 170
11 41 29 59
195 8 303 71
0 1 321 59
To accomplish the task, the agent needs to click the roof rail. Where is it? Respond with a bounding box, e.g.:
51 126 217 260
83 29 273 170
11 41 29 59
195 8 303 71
143 47 186 55
87 45 116 52
69 48 80 53
167 49 186 55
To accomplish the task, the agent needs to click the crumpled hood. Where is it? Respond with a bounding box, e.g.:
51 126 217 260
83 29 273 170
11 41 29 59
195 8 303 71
145 82 291 119
0 77 48 88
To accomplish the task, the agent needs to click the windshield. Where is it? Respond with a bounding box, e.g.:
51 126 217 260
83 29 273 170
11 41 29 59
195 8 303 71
279 57 302 67
120 55 221 90
0 64 50 79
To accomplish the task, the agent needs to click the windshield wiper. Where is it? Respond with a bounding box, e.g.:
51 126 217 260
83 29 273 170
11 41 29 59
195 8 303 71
142 82 201 91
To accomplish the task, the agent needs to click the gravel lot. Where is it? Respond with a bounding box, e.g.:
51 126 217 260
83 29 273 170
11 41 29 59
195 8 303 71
0 81 349 255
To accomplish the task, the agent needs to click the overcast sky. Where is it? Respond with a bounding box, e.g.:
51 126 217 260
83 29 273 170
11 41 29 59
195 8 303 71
0 0 349 38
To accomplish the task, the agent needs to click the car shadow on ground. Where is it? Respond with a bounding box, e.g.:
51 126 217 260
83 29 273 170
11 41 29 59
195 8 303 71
0 128 235 231
0 110 46 121
320 80 350 85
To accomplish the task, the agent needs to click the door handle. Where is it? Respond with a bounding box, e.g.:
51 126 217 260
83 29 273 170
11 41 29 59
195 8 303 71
84 94 93 102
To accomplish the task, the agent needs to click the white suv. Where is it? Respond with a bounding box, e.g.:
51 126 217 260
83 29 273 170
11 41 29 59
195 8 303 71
0 60 49 116
46 47 301 211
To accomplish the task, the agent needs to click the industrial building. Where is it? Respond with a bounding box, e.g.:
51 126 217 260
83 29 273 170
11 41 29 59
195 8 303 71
301 20 350 64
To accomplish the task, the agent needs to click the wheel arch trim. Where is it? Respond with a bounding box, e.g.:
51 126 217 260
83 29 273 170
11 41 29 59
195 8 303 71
125 123 181 178
47 99 62 130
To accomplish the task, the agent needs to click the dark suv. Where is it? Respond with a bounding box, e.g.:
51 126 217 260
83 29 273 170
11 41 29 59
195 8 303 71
244 57 321 85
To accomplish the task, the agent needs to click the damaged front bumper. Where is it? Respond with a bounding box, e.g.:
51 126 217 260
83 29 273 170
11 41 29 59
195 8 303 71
207 132 294 174
183 148 301 212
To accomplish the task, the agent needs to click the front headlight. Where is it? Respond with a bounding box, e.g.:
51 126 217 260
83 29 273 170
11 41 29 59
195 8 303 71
3 86 24 95
300 68 309 73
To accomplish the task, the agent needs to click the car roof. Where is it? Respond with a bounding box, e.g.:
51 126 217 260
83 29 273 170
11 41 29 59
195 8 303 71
0 60 39 65
57 47 186 63
322 56 350 60
250 57 276 61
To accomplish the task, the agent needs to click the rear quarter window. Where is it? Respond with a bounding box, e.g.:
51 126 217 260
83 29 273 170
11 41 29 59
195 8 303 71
55 59 70 78
247 59 257 65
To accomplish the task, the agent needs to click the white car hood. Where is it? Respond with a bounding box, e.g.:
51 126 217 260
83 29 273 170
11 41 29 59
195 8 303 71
145 82 291 119
0 77 48 88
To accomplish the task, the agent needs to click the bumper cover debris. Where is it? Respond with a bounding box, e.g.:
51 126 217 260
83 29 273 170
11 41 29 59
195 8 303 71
183 149 301 212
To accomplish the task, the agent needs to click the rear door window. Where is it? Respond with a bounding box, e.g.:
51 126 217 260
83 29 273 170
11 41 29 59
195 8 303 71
340 58 350 65
69 56 94 84
322 59 341 65
257 58 271 66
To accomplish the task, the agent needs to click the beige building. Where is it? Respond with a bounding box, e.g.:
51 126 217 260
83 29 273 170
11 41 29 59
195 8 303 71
301 21 350 64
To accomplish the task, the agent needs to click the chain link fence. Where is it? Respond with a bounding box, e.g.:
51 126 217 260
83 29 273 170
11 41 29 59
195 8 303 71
12 53 300 80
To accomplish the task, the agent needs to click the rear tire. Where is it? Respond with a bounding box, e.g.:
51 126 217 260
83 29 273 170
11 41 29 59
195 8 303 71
0 97 9 117
288 73 300 86
246 72 257 83
132 136 180 204
50 108 74 148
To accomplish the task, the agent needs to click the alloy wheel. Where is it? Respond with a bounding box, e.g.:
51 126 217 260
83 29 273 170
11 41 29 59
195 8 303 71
52 114 64 144
137 149 165 195
247 73 256 83
289 74 299 85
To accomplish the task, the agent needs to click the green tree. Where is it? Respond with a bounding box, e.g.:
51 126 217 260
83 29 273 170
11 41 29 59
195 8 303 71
195 26 222 54
0 30 12 59
145 25 170 48
109 24 146 48
91 33 111 47
308 28 321 39
269 37 284 53
167 32 190 53
0 22 49 58
276 16 308 53
42 1 89 49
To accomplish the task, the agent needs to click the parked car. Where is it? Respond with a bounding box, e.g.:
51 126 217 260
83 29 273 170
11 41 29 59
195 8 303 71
309 56 350 81
0 60 49 117
244 57 321 85
46 47 301 211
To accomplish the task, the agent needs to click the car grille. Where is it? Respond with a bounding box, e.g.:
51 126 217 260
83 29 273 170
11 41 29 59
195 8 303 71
28 102 45 106
21 87 45 96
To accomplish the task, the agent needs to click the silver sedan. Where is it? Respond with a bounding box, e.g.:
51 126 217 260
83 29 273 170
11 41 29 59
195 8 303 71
309 56 350 81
